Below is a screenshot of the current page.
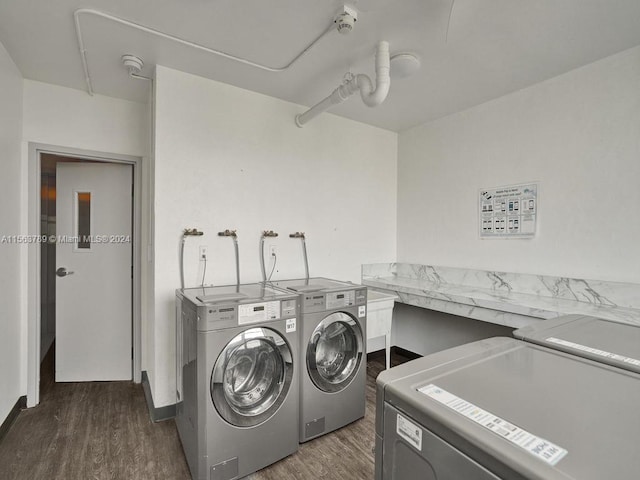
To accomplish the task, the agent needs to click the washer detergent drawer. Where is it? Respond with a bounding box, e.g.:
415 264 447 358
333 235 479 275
382 404 500 480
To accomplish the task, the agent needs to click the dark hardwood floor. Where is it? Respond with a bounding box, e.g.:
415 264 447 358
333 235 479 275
0 348 411 480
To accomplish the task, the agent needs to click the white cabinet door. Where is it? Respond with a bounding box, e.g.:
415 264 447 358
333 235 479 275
55 162 132 381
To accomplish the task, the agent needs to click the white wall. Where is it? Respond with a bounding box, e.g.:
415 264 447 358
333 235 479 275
398 46 640 283
153 65 398 407
23 80 148 156
391 305 514 357
0 42 23 423
21 81 150 402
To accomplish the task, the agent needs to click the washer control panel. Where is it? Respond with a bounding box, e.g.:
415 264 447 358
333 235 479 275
188 288 299 331
238 301 281 325
200 299 298 329
206 305 237 324
326 290 356 309
302 288 367 313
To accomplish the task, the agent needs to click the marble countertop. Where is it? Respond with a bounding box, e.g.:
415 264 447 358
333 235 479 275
362 264 640 329
367 289 399 303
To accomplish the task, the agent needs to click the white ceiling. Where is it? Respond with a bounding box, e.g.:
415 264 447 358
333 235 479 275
1 0 640 132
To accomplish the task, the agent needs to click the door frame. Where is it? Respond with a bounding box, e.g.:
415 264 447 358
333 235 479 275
27 142 143 407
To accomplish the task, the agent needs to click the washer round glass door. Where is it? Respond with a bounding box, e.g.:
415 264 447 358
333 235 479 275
307 312 363 393
211 327 293 427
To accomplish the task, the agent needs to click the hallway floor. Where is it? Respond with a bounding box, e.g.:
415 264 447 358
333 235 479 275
0 348 411 480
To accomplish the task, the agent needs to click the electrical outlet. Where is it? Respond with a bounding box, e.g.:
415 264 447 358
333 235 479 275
199 246 208 260
270 245 277 257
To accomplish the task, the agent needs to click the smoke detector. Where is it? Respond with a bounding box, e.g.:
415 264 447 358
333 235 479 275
335 5 358 34
121 54 144 75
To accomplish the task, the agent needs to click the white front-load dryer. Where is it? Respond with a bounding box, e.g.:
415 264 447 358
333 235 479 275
272 277 367 442
176 283 299 480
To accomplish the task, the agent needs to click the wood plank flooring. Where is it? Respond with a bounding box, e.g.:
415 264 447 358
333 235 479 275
0 349 411 480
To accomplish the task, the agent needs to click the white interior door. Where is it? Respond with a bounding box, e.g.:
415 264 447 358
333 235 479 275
56 162 132 382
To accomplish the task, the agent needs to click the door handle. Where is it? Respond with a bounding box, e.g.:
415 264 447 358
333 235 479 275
56 267 75 278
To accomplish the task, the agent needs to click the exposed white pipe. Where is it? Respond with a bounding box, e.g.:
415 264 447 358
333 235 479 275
295 82 355 126
359 40 391 106
73 8 336 96
74 9 95 95
295 41 390 127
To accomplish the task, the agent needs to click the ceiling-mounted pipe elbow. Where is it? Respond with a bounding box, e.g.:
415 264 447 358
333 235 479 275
357 41 390 107
296 40 391 127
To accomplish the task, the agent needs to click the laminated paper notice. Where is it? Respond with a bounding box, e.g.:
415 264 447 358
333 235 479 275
286 318 297 333
480 183 537 238
418 384 567 466
396 414 422 451
546 337 640 367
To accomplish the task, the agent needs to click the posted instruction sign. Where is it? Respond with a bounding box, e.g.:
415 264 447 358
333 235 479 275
479 183 537 238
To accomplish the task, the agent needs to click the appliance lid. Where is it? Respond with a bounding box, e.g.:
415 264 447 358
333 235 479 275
381 338 640 480
513 314 640 374
272 277 355 293
183 282 295 305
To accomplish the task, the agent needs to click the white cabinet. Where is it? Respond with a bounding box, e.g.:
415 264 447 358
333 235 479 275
367 290 398 370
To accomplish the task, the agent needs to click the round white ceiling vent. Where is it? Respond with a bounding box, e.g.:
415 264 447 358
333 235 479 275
390 53 421 78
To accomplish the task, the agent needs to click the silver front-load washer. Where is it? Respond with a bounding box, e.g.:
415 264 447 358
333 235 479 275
176 283 299 480
272 277 367 442
375 337 640 480
513 314 640 374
